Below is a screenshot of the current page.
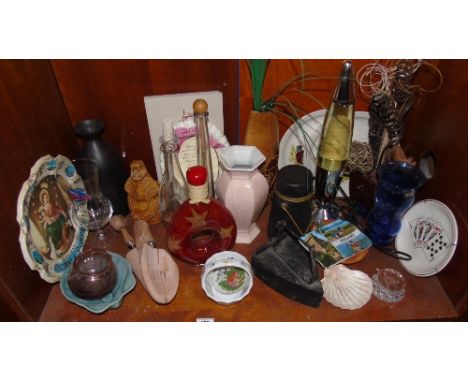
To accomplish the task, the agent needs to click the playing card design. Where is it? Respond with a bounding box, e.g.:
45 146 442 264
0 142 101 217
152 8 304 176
409 217 425 246
409 217 450 262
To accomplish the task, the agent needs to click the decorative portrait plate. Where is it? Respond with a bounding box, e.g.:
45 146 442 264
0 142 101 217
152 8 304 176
278 110 370 195
16 155 88 283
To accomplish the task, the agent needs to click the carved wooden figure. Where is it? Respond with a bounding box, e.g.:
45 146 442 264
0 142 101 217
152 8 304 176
124 160 161 225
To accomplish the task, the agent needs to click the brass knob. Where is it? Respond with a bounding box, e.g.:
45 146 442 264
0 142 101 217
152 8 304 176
193 99 208 113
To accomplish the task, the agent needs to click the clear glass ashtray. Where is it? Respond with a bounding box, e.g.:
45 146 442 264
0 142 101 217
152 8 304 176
371 268 406 303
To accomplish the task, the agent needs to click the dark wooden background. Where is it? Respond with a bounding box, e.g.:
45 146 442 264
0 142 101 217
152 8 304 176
52 60 239 177
0 60 78 320
404 60 468 314
1 59 466 320
239 59 375 140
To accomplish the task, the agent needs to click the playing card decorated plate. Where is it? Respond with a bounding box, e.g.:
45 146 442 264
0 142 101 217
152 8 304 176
16 155 88 283
395 199 458 277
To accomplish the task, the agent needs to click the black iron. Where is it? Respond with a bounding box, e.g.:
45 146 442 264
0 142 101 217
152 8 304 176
252 221 323 308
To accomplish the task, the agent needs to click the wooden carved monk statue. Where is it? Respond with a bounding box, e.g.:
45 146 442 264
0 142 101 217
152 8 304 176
124 160 161 225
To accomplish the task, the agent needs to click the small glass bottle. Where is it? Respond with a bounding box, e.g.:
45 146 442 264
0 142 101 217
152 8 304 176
166 166 237 265
193 99 215 198
159 119 188 224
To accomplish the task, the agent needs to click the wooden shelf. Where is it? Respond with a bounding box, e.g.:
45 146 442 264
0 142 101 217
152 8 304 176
40 205 458 322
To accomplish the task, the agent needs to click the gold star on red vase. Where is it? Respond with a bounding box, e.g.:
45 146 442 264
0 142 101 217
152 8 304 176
220 225 234 240
185 208 208 229
167 235 182 251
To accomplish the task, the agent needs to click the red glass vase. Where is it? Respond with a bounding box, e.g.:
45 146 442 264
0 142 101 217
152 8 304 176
166 166 237 265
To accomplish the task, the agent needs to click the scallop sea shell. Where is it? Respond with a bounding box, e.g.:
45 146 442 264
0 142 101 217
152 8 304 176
321 265 373 310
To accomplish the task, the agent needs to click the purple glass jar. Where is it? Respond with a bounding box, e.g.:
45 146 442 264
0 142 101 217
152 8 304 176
68 249 117 299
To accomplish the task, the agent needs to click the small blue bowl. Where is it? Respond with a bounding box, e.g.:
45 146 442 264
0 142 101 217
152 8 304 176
60 252 136 314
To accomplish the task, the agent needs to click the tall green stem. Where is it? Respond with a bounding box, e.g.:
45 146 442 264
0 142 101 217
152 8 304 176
248 59 269 112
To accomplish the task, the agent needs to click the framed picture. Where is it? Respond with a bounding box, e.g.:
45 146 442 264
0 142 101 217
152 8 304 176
144 91 225 180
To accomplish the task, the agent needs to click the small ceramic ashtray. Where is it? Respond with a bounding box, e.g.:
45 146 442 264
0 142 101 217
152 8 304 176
201 251 254 305
371 268 406 303
61 252 136 314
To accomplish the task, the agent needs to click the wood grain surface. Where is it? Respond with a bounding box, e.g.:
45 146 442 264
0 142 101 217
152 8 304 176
239 59 376 143
52 59 239 178
402 59 468 314
40 204 457 322
0 60 78 321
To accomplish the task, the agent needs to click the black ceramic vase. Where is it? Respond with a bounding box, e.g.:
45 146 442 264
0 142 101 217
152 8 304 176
75 119 129 216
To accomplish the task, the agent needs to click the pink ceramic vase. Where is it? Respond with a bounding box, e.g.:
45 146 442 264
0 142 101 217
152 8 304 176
215 146 269 244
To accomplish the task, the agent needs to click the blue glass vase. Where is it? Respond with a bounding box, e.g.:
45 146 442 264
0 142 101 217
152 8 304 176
367 161 425 246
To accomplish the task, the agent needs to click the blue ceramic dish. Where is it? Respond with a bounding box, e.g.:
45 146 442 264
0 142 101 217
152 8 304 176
60 252 136 314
